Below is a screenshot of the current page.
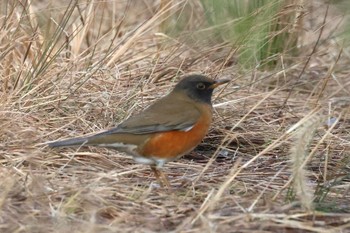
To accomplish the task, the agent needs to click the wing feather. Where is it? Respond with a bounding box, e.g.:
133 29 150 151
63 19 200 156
97 94 200 135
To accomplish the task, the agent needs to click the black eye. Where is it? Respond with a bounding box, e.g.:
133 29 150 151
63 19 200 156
196 83 206 90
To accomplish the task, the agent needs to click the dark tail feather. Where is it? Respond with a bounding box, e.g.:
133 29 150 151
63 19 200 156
48 137 88 148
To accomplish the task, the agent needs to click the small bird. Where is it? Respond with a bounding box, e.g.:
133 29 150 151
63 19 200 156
48 74 229 187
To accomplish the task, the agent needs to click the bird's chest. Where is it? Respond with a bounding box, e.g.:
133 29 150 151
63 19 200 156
139 107 212 160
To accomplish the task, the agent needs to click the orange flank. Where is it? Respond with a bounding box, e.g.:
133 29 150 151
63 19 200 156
140 112 212 159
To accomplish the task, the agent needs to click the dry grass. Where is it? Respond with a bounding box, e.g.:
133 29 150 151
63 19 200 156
1 0 350 232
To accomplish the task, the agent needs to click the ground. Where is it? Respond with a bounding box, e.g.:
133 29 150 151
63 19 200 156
0 1 349 232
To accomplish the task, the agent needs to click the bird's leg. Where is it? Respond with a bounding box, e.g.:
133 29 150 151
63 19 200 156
159 169 170 188
150 165 161 184
150 165 170 188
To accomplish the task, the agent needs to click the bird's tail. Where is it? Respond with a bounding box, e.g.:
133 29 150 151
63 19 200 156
48 137 88 148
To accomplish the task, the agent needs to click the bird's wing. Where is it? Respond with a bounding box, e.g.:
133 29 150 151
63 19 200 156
99 95 201 135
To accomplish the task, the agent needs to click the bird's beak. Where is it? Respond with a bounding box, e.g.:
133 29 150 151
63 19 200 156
209 79 230 89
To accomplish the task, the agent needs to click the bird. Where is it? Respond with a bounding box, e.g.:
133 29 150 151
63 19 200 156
48 74 229 187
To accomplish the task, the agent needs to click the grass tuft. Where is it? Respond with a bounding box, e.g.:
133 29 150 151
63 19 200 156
289 114 324 211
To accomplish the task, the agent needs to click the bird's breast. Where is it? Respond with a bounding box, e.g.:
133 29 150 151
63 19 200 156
138 106 212 160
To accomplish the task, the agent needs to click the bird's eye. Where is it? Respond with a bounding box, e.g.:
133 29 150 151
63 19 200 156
196 83 206 90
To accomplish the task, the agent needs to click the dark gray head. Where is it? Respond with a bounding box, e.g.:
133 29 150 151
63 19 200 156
173 75 229 104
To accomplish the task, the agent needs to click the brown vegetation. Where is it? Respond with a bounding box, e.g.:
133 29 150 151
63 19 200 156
0 0 349 232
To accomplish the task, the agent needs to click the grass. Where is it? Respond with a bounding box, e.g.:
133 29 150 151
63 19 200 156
200 0 301 69
162 0 302 69
0 0 350 232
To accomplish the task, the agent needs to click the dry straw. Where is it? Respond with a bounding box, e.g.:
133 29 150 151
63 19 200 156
289 113 324 211
0 0 349 232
